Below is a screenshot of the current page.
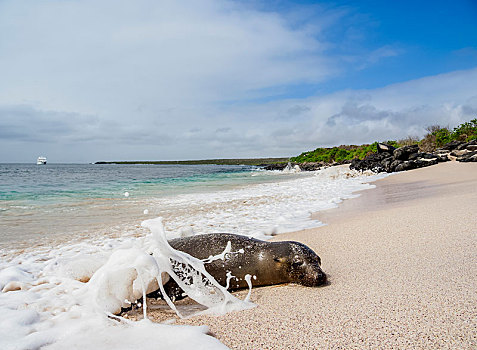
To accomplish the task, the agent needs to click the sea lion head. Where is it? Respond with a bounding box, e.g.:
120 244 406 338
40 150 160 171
275 241 327 287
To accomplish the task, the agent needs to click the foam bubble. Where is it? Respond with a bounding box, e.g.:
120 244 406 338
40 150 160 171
179 226 194 238
57 255 106 282
0 266 33 290
87 248 162 314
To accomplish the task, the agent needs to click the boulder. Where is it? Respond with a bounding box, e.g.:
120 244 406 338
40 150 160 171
377 143 396 154
455 140 477 151
413 158 438 168
435 149 448 154
395 161 416 172
350 152 388 172
418 152 438 159
300 162 323 171
263 163 287 171
450 150 469 157
456 151 477 162
381 157 394 172
389 159 403 172
437 155 450 162
350 142 449 173
393 145 419 160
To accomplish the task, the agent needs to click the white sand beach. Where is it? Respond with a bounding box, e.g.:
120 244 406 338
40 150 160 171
150 161 477 349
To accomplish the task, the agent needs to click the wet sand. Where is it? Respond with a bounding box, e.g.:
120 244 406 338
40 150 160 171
149 161 477 349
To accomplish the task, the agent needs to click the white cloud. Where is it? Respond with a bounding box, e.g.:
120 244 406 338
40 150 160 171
0 0 475 162
0 0 331 110
2 68 477 162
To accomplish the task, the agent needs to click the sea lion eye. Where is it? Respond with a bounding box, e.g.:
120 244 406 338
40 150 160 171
292 258 304 268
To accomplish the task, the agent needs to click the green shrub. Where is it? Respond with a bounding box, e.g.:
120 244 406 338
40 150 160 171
419 125 450 151
290 143 378 163
419 119 477 151
291 119 477 164
433 128 453 147
452 118 477 141
385 140 400 148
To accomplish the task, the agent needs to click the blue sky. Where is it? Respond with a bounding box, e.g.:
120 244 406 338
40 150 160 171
0 0 476 162
258 0 477 98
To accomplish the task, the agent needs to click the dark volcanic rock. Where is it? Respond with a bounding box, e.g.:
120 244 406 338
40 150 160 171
413 158 438 168
418 152 438 159
393 145 419 160
381 157 394 172
437 155 450 162
263 161 325 171
311 138 477 174
350 153 388 172
456 139 477 151
457 140 475 150
263 163 288 171
395 161 416 172
457 150 477 162
299 162 323 171
389 159 403 172
377 143 396 154
350 142 448 174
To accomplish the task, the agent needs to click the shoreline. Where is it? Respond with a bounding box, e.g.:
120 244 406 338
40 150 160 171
150 161 477 349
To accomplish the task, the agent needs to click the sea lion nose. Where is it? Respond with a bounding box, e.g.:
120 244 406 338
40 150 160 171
304 264 327 286
317 271 327 285
311 266 327 286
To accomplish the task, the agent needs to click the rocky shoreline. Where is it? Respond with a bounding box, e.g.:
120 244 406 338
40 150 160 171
263 139 477 173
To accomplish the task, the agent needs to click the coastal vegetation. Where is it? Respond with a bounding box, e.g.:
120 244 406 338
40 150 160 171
291 119 477 163
419 119 477 152
290 143 381 164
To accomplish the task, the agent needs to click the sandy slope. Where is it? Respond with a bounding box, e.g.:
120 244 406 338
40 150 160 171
149 161 477 349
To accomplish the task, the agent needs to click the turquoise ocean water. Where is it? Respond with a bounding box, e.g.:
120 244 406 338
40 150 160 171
0 163 293 248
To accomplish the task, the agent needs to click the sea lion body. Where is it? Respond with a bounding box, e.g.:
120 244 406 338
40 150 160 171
164 233 326 296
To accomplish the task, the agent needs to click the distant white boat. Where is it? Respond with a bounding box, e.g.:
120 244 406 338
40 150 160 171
37 156 47 165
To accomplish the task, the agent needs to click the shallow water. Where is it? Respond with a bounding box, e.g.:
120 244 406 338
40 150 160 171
0 163 298 249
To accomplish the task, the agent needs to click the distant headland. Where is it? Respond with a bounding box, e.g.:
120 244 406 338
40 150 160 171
95 119 477 169
94 158 289 166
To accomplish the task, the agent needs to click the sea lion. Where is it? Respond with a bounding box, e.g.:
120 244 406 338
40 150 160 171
161 233 327 299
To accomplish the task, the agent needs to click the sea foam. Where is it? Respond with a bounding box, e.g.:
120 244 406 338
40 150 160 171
145 165 387 240
0 219 248 350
